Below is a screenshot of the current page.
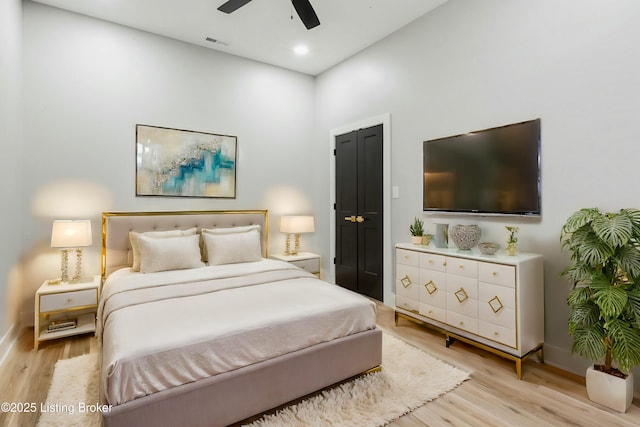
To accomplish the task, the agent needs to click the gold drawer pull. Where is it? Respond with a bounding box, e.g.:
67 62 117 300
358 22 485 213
459 321 465 327
455 288 468 303
428 310 433 314
458 265 464 270
428 259 434 264
488 296 504 313
401 275 412 288
492 271 498 277
67 298 73 303
494 331 500 336
424 280 437 295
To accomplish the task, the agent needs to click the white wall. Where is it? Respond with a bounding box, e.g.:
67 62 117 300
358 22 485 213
0 0 24 351
315 0 640 378
21 2 317 321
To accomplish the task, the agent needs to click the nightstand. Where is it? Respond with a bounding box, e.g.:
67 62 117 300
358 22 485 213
34 275 101 350
270 252 321 278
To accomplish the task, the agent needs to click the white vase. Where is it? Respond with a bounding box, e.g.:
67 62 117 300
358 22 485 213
585 365 634 412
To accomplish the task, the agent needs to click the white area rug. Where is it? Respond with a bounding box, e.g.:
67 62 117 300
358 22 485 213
38 332 469 427
37 352 100 427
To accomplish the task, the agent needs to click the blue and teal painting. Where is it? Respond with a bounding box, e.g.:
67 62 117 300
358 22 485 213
136 125 237 198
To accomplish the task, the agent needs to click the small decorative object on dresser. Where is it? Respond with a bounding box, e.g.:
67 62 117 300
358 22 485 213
270 252 321 278
394 244 544 379
478 242 500 255
505 226 519 256
449 224 481 250
409 217 424 244
34 275 100 350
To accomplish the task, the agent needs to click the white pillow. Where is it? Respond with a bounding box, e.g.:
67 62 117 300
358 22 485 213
204 229 262 266
137 234 204 273
200 225 261 262
130 228 197 271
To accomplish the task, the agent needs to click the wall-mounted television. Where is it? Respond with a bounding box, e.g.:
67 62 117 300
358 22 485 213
423 119 541 216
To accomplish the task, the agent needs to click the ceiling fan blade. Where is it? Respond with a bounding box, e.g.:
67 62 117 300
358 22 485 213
291 0 320 30
218 0 253 14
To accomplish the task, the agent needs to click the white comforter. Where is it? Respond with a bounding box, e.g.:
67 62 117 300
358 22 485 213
98 259 377 406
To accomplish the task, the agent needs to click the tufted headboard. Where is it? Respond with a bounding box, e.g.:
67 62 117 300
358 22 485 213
101 210 269 279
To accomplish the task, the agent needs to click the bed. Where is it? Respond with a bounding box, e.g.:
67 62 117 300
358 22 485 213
99 210 382 427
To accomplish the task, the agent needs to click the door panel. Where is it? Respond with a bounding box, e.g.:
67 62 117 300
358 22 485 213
335 124 383 300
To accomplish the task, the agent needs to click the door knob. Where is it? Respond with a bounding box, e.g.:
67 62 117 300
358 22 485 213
344 216 356 223
356 216 365 223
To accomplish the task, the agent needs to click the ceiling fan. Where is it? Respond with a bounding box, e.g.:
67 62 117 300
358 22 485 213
217 0 320 30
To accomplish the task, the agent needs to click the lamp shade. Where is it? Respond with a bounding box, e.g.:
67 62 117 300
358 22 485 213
51 220 93 248
280 216 315 234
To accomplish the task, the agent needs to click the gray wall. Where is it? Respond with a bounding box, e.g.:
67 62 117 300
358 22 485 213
314 0 640 378
0 0 24 349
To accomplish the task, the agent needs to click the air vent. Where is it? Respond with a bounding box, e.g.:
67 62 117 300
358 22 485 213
205 37 229 47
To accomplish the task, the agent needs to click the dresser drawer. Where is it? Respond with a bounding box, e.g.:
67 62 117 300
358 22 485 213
446 257 478 278
397 249 419 267
446 292 478 318
446 274 478 300
419 269 446 308
479 263 516 288
419 253 446 272
479 320 516 348
291 258 320 274
396 264 420 300
419 303 446 323
40 289 97 313
396 296 419 313
447 311 478 334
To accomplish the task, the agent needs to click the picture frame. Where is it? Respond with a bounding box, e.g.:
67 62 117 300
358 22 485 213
135 124 237 198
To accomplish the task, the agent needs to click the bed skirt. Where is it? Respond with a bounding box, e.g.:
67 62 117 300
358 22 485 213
102 327 383 427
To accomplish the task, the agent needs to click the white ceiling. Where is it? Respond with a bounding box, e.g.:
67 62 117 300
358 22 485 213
32 0 448 76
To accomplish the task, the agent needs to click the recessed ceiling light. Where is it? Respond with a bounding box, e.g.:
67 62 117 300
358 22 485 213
294 45 309 56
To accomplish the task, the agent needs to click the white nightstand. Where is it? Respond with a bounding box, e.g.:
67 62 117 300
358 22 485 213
34 275 101 350
270 252 321 278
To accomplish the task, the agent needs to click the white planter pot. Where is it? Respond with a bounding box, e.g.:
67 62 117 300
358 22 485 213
410 236 422 244
585 365 634 412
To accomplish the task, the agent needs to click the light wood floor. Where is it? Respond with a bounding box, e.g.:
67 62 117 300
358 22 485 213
1 302 639 426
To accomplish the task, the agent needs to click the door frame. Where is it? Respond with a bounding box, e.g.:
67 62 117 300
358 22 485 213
328 113 392 305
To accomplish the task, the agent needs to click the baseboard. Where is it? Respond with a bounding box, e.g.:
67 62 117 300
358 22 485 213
0 323 20 369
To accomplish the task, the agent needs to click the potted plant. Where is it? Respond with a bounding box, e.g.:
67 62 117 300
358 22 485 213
560 208 640 412
409 217 424 244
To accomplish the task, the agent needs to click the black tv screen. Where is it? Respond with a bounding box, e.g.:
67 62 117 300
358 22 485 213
423 119 541 216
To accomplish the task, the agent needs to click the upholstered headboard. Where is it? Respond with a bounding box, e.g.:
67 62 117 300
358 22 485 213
101 210 269 279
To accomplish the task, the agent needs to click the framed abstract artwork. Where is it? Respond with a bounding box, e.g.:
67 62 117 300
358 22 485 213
135 124 237 198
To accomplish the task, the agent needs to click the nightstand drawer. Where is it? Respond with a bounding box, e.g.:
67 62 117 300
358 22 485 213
40 289 97 313
292 258 320 274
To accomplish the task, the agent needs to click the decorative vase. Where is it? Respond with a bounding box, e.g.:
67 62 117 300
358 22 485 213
421 235 432 245
506 242 519 256
586 366 634 412
449 224 481 250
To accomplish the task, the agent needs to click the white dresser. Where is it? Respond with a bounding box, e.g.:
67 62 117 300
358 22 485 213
395 243 544 379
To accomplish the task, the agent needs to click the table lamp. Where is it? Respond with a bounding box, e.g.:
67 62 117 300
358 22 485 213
51 219 92 283
280 216 315 255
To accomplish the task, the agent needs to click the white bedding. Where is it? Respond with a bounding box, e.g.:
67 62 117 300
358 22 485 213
98 259 377 406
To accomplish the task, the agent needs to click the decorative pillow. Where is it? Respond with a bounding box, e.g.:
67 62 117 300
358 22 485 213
137 234 204 274
129 228 197 271
203 229 263 266
200 225 261 262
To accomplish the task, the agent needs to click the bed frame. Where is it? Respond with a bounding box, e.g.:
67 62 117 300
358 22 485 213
100 210 383 427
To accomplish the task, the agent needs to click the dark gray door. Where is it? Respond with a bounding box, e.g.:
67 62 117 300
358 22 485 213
335 124 383 301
